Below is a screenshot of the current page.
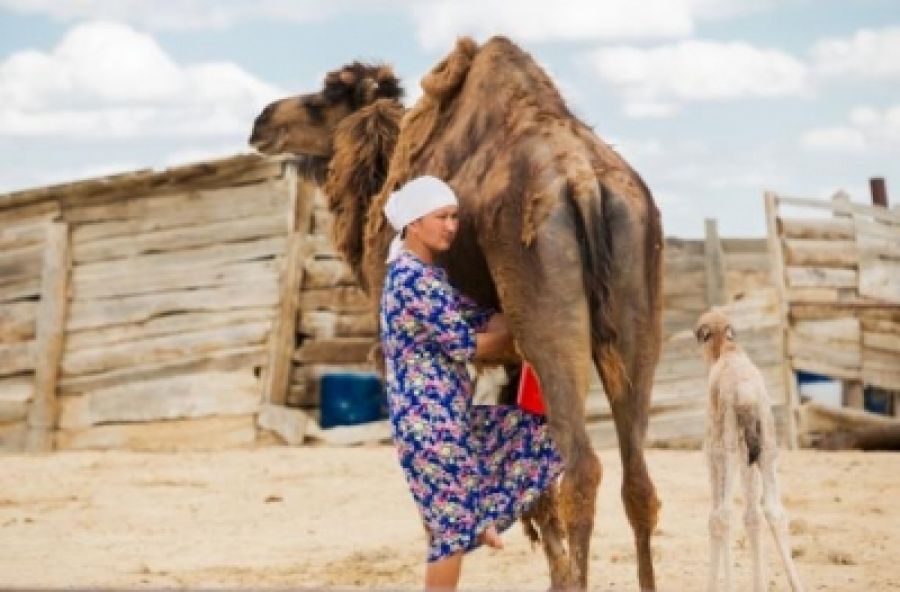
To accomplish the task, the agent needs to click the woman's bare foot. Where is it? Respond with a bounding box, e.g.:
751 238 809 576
479 525 504 550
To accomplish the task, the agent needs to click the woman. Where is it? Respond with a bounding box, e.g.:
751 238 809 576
380 175 563 590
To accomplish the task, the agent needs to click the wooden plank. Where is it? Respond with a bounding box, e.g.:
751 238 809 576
55 414 257 451
861 367 900 390
0 375 33 423
765 191 799 448
57 345 265 395
663 293 707 312
785 266 857 289
0 220 47 251
663 254 705 274
72 214 288 265
293 338 375 365
72 235 285 282
263 233 311 406
787 333 861 368
299 286 373 313
71 258 278 300
793 318 860 343
0 243 43 281
856 217 900 304
0 199 59 227
64 307 275 352
863 331 900 353
720 237 767 253
257 403 310 445
704 218 726 306
778 217 855 240
62 320 271 377
0 341 34 375
299 310 377 339
783 239 857 268
722 251 769 272
861 318 900 335
66 280 278 331
791 357 860 381
26 222 71 451
662 269 706 296
0 277 41 303
0 421 27 452
305 418 392 446
0 300 37 342
58 370 261 428
68 179 288 238
776 195 900 224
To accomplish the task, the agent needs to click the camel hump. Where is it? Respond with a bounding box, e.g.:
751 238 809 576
420 37 479 100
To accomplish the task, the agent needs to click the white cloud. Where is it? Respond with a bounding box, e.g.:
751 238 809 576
811 26 900 80
0 21 283 139
583 40 810 118
0 0 339 30
410 0 696 50
801 103 900 152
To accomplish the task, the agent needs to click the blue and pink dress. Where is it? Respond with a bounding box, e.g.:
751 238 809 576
380 249 563 562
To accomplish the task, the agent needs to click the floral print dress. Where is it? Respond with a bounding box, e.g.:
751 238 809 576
380 250 563 563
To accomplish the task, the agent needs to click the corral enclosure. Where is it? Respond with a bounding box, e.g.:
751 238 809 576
8 154 892 453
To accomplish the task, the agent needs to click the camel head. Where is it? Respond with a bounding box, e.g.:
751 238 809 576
695 308 737 364
248 62 403 180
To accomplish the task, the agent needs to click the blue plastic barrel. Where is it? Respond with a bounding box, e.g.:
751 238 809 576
319 372 387 429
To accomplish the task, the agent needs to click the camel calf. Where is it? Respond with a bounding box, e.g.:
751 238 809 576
695 309 804 592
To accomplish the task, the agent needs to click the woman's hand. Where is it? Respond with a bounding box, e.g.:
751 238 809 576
474 314 520 364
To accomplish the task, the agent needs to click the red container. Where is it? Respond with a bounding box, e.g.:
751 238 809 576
516 362 546 415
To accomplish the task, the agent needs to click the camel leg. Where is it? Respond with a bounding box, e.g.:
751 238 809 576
739 457 765 592
759 450 805 592
706 444 735 592
526 345 599 590
522 487 571 589
481 203 600 589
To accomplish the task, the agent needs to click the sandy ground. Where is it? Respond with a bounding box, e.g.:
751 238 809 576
1 446 898 590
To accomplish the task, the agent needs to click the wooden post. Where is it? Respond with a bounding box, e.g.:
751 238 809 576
704 218 727 307
262 166 315 407
829 191 866 409
25 222 71 452
869 177 888 208
764 192 799 449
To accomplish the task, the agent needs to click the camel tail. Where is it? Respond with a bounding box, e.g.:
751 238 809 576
734 381 762 465
565 181 628 399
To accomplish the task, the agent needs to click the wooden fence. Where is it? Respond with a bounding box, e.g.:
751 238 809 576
764 190 900 434
0 155 299 451
2 153 793 451
586 225 785 448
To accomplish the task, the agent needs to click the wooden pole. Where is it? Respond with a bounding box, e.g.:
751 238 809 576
869 177 888 208
703 218 727 307
25 222 71 452
764 192 799 449
262 165 314 407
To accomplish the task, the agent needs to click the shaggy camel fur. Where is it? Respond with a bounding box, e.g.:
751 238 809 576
250 36 663 590
695 309 805 592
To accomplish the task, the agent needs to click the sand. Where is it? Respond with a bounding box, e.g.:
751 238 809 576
1 446 897 590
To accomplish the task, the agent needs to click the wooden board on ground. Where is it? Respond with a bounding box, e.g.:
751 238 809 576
55 414 257 451
58 370 261 428
257 403 310 446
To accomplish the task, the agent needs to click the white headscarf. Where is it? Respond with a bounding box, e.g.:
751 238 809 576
383 175 458 263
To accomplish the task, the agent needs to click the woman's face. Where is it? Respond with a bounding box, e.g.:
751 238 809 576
408 205 459 253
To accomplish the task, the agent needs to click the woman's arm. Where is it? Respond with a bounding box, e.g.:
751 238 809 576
474 317 520 363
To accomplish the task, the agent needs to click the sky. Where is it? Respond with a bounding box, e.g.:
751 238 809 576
0 0 898 238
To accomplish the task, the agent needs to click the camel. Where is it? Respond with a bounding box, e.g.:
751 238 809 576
695 308 805 592
250 36 664 590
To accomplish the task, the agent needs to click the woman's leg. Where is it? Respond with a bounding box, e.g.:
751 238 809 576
479 524 504 549
425 551 464 591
